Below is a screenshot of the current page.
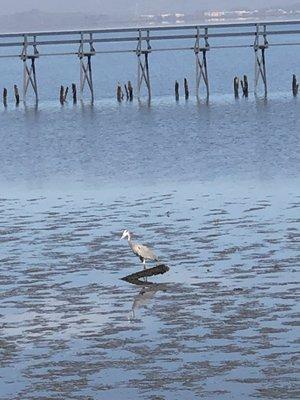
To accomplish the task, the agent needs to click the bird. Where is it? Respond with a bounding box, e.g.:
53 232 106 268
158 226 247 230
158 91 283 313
121 229 159 268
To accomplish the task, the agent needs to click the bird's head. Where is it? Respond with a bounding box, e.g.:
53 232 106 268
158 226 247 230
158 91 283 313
121 229 131 240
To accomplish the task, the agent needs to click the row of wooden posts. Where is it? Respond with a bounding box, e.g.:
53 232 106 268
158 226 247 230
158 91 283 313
59 84 77 104
2 85 20 107
233 76 249 97
61 81 134 103
116 81 134 102
2 74 300 106
233 74 299 98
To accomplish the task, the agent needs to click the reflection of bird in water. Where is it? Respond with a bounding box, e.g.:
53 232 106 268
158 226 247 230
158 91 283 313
131 285 162 318
121 229 159 269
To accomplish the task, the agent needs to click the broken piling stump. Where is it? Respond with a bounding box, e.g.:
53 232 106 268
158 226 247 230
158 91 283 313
241 75 249 97
72 83 77 103
128 81 133 101
116 83 123 102
233 76 239 98
124 84 129 100
64 86 69 102
175 80 179 101
59 86 68 104
59 85 65 104
14 85 20 105
3 88 7 107
184 78 189 100
292 74 299 96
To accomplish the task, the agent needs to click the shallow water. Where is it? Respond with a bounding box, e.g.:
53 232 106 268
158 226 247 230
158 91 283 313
0 39 300 399
0 95 299 192
0 181 299 399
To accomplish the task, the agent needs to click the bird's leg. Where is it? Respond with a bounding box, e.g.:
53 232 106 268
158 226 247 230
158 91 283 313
143 259 146 270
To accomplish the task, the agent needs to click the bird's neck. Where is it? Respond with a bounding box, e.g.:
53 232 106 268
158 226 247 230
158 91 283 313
128 237 134 250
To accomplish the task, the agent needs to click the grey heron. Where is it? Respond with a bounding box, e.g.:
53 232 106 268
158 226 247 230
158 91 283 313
121 229 159 268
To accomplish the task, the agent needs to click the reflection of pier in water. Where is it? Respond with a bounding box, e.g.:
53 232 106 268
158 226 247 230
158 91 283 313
1 20 300 102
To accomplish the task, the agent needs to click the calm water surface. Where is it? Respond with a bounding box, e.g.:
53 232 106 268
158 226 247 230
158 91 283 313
0 45 299 400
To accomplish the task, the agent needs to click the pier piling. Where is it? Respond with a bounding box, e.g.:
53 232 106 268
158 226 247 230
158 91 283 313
60 86 69 104
254 25 268 96
78 33 95 102
124 84 129 100
72 83 77 103
3 88 7 107
175 80 179 101
60 86 65 104
195 27 210 99
241 75 249 97
117 83 124 102
233 77 239 98
292 74 299 96
184 78 189 100
136 29 151 100
64 86 69 102
128 81 133 101
14 85 20 105
21 35 39 103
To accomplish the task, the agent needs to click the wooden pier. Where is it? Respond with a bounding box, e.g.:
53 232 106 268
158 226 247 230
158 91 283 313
1 20 300 103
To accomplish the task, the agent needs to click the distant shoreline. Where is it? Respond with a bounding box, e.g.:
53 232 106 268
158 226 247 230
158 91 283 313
1 8 300 33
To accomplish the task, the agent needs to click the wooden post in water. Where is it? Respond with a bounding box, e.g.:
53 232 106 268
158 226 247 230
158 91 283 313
241 75 249 97
128 81 133 101
116 83 123 102
3 88 7 107
233 77 239 98
14 85 20 105
60 85 65 104
72 83 77 103
175 80 179 101
64 87 69 102
292 74 299 96
184 78 189 100
124 84 129 100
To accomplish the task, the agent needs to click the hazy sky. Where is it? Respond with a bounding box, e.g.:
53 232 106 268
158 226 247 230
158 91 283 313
0 0 297 15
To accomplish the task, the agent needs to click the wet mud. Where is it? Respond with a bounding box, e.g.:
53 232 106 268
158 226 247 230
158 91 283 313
0 188 299 399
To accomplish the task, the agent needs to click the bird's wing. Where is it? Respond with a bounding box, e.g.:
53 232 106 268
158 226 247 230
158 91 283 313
134 243 158 260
